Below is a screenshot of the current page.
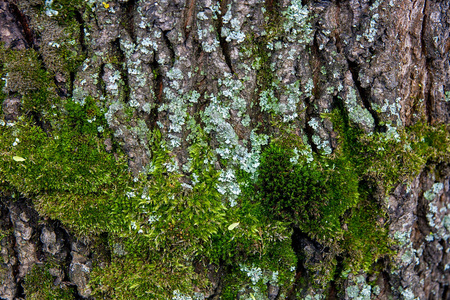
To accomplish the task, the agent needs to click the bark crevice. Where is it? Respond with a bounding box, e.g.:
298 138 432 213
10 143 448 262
112 38 130 104
123 0 137 44
7 2 33 47
346 58 382 131
420 0 433 124
217 0 234 74
183 0 196 40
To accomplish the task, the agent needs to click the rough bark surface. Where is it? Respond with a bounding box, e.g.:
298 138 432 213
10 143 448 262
0 0 449 299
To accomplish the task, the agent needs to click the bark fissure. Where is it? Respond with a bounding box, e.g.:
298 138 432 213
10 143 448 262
420 0 433 124
311 32 321 99
149 60 163 130
74 10 87 56
162 30 176 67
304 32 324 154
303 98 319 154
112 38 130 103
123 0 137 44
98 62 107 96
346 58 382 131
217 0 234 74
7 2 33 47
183 0 196 40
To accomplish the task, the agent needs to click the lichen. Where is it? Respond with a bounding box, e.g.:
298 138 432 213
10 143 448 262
343 87 375 131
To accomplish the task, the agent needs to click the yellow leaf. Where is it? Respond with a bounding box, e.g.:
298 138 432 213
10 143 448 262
102 2 109 9
13 156 25 162
227 222 239 230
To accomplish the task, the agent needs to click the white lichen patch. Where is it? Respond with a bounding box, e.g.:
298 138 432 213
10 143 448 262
423 183 444 201
282 0 313 44
44 0 59 17
424 181 450 241
240 264 263 285
344 87 375 131
221 5 246 44
345 275 374 300
380 98 402 127
172 290 205 300
399 287 416 300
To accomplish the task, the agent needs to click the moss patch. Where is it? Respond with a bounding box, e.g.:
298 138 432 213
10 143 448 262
23 264 75 300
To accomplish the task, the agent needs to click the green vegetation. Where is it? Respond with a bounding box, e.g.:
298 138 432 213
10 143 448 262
254 133 385 286
89 128 297 299
0 95 133 234
0 48 50 97
23 264 75 300
1 30 449 298
252 103 449 288
258 143 359 245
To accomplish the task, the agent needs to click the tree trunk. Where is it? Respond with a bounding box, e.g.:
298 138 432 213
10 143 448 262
0 0 449 299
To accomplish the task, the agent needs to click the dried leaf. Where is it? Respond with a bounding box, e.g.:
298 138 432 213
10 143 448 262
228 222 239 230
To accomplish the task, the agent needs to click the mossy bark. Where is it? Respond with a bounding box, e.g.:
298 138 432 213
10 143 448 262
0 0 449 299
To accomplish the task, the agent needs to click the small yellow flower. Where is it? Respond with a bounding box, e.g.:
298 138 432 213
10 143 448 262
102 2 109 9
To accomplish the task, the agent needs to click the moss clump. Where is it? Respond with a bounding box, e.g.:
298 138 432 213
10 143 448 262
0 96 133 234
51 0 85 22
23 264 75 300
89 129 297 299
332 106 450 193
252 106 449 289
0 48 51 96
90 240 207 299
257 143 359 246
256 139 373 285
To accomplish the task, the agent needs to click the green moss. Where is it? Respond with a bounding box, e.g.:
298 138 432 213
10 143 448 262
252 105 448 288
87 130 224 299
0 47 52 97
257 141 359 245
331 106 449 193
0 95 134 234
23 264 75 300
90 245 206 299
88 126 298 299
343 198 392 272
1 36 448 298
255 140 364 286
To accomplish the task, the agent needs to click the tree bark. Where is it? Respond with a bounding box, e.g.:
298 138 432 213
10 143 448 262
0 0 449 299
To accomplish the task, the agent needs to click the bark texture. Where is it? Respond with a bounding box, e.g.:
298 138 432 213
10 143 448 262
0 0 449 299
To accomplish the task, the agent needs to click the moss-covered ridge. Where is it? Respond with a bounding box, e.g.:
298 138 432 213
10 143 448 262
1 35 449 300
1 98 448 299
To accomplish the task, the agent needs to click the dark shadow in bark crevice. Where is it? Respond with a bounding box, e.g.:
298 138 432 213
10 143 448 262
148 59 164 131
112 38 130 104
122 0 137 43
7 2 34 47
162 29 176 67
216 0 234 74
